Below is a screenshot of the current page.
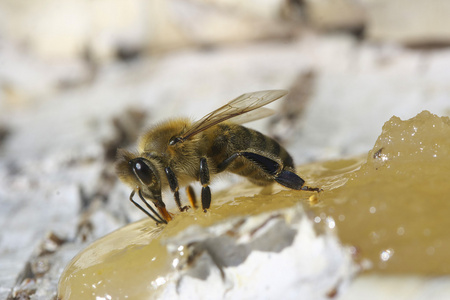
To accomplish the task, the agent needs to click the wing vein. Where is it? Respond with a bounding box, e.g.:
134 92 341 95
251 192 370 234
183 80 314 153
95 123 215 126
179 90 287 141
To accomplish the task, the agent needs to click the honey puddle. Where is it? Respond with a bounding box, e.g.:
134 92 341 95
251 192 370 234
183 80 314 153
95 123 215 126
310 110 450 274
58 111 450 299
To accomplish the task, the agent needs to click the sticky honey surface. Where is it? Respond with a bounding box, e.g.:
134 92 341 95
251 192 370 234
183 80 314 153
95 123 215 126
58 110 450 299
310 110 450 274
57 183 310 299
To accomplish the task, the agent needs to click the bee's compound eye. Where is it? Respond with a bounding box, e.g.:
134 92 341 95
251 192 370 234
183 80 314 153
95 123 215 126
131 159 154 186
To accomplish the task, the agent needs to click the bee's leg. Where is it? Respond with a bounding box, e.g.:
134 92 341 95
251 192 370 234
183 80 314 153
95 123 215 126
241 152 321 191
216 153 240 173
216 152 277 174
276 170 322 192
165 167 189 212
199 157 211 211
186 185 197 209
129 190 167 224
218 152 321 192
138 189 173 222
275 171 322 192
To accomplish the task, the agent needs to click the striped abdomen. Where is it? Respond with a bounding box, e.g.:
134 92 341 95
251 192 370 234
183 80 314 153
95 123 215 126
206 123 295 185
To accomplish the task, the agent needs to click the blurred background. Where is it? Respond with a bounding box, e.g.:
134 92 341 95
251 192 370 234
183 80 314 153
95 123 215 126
1 0 450 298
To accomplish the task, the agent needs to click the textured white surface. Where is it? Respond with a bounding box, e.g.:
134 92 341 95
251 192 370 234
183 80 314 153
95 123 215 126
159 207 355 300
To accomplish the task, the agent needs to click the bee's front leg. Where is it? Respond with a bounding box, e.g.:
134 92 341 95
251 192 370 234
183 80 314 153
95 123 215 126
165 167 189 212
128 190 167 224
199 157 211 211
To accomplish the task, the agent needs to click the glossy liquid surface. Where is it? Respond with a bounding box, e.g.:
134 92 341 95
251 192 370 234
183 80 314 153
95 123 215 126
58 111 450 299
310 111 450 274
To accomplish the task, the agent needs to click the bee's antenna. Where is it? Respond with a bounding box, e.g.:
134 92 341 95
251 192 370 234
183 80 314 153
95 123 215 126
129 190 167 224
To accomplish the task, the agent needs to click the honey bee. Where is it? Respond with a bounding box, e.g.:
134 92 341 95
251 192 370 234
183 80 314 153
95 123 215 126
115 90 320 224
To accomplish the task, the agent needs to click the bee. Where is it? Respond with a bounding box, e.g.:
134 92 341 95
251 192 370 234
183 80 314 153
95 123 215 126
115 90 320 224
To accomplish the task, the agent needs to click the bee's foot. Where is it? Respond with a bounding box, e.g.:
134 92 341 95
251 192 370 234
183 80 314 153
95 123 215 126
301 186 323 193
180 205 190 212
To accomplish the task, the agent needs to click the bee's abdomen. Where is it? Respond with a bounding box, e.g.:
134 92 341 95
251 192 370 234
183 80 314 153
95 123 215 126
208 124 294 184
231 125 294 167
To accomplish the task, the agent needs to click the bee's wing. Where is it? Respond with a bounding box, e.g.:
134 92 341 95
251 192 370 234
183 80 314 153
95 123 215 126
180 90 287 141
230 107 275 125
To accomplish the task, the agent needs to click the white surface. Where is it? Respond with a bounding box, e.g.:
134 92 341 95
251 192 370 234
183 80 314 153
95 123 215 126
160 207 356 300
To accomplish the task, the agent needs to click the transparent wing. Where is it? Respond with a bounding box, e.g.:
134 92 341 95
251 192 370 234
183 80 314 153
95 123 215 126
180 90 287 141
230 107 275 125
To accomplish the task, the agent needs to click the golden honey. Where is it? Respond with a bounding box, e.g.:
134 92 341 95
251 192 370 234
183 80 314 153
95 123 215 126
58 111 450 299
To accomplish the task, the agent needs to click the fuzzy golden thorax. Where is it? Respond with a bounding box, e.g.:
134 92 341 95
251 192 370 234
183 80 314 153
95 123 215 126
138 118 192 155
137 118 203 183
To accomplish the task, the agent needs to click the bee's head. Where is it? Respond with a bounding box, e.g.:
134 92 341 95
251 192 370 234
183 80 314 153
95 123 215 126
115 149 162 202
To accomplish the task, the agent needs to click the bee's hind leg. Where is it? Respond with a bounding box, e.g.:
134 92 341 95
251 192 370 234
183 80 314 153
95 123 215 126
275 169 322 192
165 167 189 212
219 151 320 192
275 169 319 191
